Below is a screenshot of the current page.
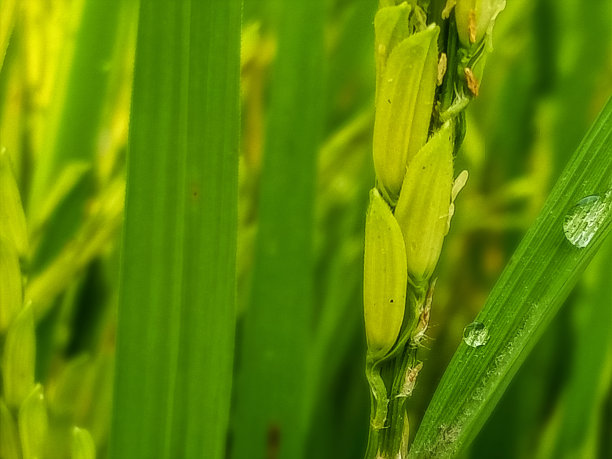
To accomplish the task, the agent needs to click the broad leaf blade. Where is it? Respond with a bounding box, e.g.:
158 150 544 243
110 1 241 458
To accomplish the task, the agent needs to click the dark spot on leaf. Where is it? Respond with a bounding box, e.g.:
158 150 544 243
190 183 200 200
267 424 281 459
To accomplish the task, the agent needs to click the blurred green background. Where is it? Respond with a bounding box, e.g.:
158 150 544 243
1 0 611 457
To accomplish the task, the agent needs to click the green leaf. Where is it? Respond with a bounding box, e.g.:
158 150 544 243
539 237 612 458
410 96 612 457
232 1 325 457
109 1 241 458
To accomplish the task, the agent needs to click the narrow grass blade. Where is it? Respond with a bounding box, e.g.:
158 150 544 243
232 1 325 457
539 237 612 458
110 1 241 458
410 96 612 457
471 312 567 458
550 0 612 171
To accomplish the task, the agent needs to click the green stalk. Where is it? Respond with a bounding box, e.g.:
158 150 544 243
110 1 241 457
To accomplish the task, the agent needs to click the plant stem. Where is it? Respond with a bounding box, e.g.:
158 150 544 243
365 342 417 458
363 1 505 455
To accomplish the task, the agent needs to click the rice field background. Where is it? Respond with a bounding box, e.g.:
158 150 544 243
1 0 612 458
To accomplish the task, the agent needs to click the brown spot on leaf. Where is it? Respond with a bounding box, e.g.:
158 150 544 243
267 424 281 459
190 183 200 200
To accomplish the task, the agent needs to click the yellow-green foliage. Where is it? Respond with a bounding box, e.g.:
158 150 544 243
1 0 610 458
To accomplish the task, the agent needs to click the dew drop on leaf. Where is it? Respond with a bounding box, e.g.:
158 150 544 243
463 322 489 348
563 193 611 248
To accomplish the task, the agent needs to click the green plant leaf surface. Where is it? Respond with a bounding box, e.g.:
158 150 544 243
232 1 325 458
539 237 612 458
410 95 612 457
110 1 241 458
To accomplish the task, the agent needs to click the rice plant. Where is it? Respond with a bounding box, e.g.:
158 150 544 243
0 0 611 458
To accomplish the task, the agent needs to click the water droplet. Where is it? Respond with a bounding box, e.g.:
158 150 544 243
463 322 489 348
563 193 611 248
